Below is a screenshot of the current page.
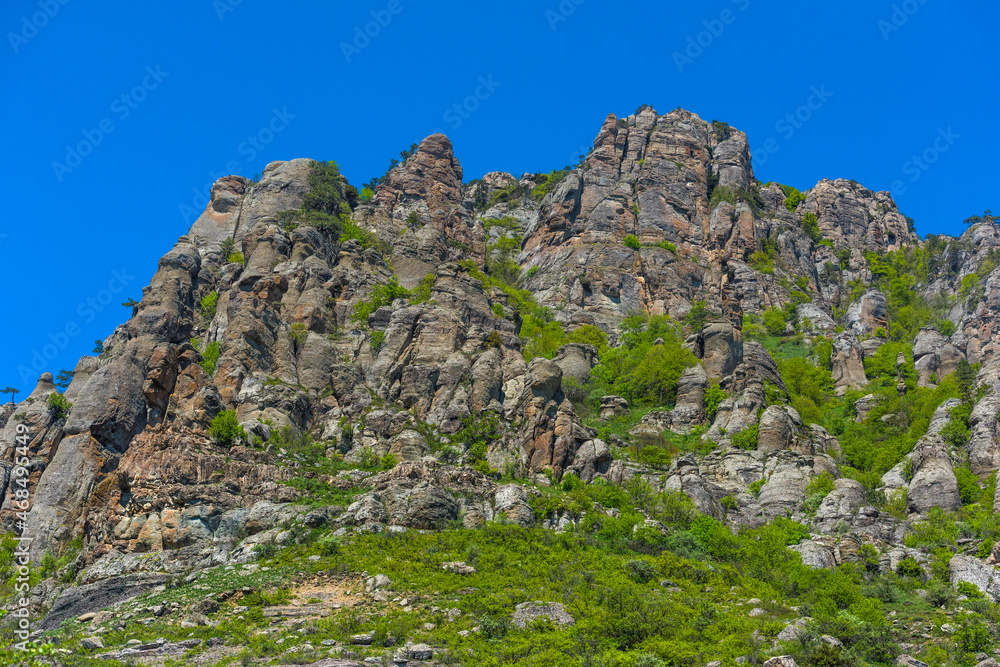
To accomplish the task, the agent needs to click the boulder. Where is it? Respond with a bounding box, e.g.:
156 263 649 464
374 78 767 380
553 343 599 385
907 435 961 514
845 290 888 336
512 601 575 629
950 554 1000 601
700 323 743 379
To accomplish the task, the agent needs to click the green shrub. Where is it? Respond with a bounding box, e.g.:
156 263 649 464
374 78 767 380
782 186 806 212
956 580 984 599
731 424 758 450
763 307 786 335
749 251 774 274
624 234 641 250
47 392 72 420
530 168 572 200
802 212 822 244
200 290 219 320
704 382 725 420
955 466 983 506
369 330 386 353
896 557 923 578
351 278 411 325
589 315 696 406
200 341 221 376
411 274 435 303
709 185 736 208
209 410 246 446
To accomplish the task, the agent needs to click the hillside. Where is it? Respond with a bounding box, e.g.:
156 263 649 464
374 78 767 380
3 107 1000 666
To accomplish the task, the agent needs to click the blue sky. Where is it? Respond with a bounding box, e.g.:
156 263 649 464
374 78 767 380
1 0 997 393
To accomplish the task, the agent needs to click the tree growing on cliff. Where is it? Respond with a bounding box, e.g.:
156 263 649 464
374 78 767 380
964 209 997 226
1 387 19 404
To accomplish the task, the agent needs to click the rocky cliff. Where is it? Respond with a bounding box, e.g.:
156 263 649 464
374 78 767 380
3 107 1000 664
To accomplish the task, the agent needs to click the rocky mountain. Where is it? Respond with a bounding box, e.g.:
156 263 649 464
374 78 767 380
3 107 1000 666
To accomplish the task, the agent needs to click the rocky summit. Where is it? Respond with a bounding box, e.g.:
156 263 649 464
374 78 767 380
3 107 1000 666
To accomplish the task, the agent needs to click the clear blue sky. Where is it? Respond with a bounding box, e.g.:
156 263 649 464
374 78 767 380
1 0 996 393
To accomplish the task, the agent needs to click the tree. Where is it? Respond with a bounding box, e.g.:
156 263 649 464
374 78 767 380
220 237 236 258
964 209 997 226
93 340 104 354
684 301 715 333
209 409 246 446
1 387 19 404
55 370 74 390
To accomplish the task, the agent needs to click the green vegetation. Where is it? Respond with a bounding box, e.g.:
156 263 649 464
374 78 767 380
351 278 411 326
963 209 997 226
369 330 386 353
47 392 72 420
411 273 436 304
530 167 572 200
199 290 219 320
731 423 759 450
624 234 642 250
364 142 418 193
197 340 221 376
209 409 246 446
587 315 696 407
277 160 356 237
802 212 822 244
1 386 20 405
771 183 806 212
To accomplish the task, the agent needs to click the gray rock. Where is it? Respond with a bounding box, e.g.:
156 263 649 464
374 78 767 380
908 435 961 514
80 637 104 650
845 290 888 336
41 573 168 630
950 554 1000 601
512 601 575 629
553 343 599 385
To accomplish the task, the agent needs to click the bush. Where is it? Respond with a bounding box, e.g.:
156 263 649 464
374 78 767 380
200 341 221 376
47 392 72 420
369 330 386 353
351 278 411 325
590 315 696 406
411 274 435 303
763 307 786 335
624 234 641 250
704 382 726 420
200 290 219 320
731 424 758 450
896 557 923 579
802 212 822 243
749 251 774 274
209 409 246 446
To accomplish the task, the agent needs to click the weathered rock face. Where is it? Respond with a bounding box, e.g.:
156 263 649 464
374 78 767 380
908 435 961 514
4 107 998 614
912 327 965 387
845 290 889 337
801 179 916 254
